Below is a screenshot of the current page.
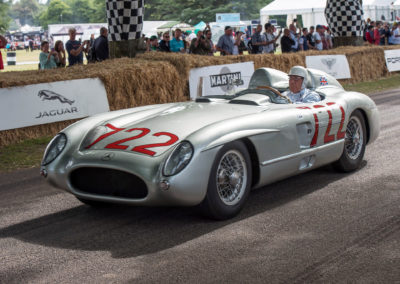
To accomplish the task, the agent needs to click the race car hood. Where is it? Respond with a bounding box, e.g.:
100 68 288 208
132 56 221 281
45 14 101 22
82 101 265 156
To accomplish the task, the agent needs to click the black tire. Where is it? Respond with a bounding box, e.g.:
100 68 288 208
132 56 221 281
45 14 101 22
76 197 109 207
333 110 366 172
200 141 252 220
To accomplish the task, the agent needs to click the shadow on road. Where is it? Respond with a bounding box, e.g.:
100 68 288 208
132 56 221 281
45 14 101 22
0 163 366 258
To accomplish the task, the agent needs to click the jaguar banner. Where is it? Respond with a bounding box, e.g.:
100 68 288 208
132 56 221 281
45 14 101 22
0 78 109 131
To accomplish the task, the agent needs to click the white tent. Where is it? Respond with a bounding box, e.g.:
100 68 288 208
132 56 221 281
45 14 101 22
363 0 393 21
260 0 394 29
260 0 327 28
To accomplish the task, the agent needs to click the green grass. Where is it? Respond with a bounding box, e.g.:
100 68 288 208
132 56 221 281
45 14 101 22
343 73 400 94
1 49 40 72
0 73 400 172
0 137 52 172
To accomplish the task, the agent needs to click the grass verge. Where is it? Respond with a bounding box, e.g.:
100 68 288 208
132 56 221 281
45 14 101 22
0 136 52 172
0 74 400 172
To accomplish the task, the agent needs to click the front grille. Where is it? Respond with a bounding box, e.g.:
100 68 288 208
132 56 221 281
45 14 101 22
70 167 148 199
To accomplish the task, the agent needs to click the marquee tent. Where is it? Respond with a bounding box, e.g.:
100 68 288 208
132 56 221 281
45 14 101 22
260 0 394 29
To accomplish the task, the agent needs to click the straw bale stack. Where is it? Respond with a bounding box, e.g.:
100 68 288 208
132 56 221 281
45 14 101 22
1 46 398 147
0 58 185 147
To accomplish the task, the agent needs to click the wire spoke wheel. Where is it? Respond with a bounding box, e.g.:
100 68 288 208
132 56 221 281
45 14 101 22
345 116 364 160
216 150 247 206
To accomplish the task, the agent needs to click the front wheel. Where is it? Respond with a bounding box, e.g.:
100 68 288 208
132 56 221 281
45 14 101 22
200 141 252 220
333 110 366 172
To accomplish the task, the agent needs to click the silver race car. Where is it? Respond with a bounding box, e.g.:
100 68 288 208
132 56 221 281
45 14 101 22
40 67 380 219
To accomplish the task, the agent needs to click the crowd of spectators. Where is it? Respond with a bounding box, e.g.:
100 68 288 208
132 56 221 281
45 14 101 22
2 19 400 71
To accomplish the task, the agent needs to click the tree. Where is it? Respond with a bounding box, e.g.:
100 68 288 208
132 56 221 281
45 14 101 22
65 0 95 23
10 0 40 26
144 0 268 23
0 0 11 32
38 0 72 28
90 0 107 23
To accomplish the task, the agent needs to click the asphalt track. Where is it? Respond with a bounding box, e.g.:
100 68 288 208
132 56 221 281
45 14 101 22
1 89 399 283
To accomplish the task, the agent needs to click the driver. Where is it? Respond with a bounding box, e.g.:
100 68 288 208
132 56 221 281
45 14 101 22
283 66 321 104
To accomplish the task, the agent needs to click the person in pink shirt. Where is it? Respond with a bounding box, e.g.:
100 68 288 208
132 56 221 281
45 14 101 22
0 35 6 70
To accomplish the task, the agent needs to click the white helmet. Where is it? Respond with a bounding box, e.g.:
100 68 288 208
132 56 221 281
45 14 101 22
288 66 308 90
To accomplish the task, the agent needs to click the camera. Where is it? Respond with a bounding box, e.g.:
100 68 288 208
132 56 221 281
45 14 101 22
200 35 205 40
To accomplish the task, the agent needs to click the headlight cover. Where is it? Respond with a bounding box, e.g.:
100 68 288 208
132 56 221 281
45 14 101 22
163 141 193 176
41 133 67 166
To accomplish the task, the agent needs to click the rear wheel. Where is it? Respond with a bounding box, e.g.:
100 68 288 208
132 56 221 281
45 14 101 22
333 110 366 172
200 141 252 220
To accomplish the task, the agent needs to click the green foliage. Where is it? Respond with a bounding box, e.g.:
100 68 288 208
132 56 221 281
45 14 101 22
0 0 11 32
38 0 72 29
144 0 271 23
10 0 40 26
65 0 95 23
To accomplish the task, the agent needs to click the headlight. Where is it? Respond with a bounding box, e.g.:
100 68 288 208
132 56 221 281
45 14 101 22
163 141 193 176
41 133 67 166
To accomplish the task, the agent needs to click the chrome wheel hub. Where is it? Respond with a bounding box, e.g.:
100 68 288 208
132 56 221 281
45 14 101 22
216 150 247 206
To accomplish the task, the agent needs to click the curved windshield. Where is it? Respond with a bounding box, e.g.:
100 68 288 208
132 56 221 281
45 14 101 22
203 88 290 104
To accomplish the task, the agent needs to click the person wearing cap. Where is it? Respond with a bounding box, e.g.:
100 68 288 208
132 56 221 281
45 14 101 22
282 66 321 104
216 26 234 55
147 35 159 51
313 25 324 51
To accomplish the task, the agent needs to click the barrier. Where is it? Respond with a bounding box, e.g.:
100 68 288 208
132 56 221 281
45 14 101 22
0 45 399 147
6 52 16 66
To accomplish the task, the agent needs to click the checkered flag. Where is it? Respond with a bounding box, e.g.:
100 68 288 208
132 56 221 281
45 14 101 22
106 0 144 41
325 0 365 37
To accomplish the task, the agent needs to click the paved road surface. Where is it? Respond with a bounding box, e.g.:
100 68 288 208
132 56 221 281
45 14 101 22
1 89 399 283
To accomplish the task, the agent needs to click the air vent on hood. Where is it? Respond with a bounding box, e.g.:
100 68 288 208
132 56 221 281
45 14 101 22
229 94 271 106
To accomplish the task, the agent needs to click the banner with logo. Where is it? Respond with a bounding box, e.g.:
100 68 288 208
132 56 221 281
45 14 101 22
189 62 255 100
305 55 351 79
384 49 400 72
0 78 109 131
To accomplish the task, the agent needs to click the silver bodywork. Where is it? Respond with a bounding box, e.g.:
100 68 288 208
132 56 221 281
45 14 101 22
41 68 380 206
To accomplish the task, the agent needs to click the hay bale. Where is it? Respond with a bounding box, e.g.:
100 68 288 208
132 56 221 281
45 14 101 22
0 58 185 147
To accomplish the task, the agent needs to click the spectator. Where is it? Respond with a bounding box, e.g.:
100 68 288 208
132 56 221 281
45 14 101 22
289 23 300 51
389 23 400 45
39 40 58 70
54 40 66 68
281 28 295 53
24 38 30 52
89 33 95 47
66 27 89 66
373 22 382 45
232 31 247 55
263 23 281 54
320 26 329 50
381 23 391 45
251 24 265 54
203 29 215 55
189 30 208 55
147 35 159 51
313 25 324 50
299 28 311 51
365 25 374 43
325 27 333 49
158 32 171 52
92 27 109 61
0 34 6 70
29 39 34 52
307 26 315 47
170 28 185 53
216 26 234 55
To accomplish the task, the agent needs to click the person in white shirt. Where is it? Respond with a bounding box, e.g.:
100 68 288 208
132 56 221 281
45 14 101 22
313 25 324 50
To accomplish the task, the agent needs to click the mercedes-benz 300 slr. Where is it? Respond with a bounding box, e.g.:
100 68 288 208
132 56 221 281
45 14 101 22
40 67 379 219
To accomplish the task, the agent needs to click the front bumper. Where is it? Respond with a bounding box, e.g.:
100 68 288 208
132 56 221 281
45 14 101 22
41 145 219 207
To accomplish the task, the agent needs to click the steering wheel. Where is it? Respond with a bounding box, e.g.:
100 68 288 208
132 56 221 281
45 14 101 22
256 85 292 104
